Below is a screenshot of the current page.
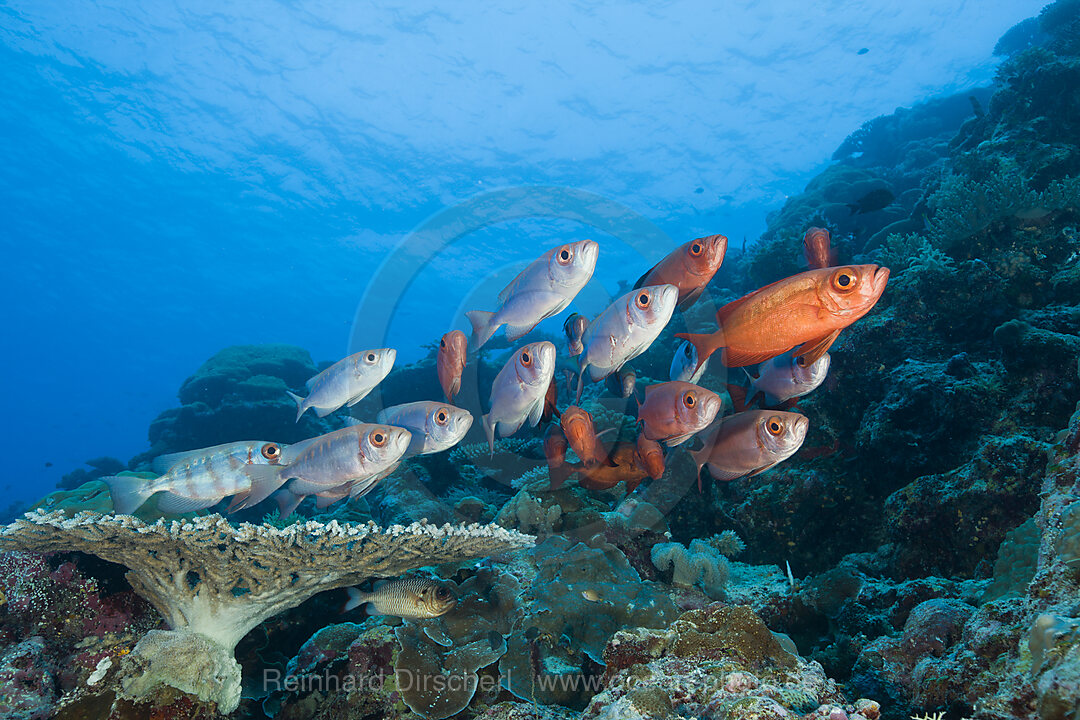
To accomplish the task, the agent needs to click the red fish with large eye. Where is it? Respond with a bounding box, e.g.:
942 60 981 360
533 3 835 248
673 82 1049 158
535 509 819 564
634 433 665 480
690 410 809 492
636 380 723 447
676 264 890 371
559 406 613 469
634 234 727 310
803 227 837 270
437 330 468 403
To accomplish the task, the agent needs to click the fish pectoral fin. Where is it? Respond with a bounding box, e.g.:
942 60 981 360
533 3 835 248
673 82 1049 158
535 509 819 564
663 432 695 447
746 461 778 478
155 492 218 514
707 467 751 482
795 329 841 366
526 398 545 427
345 392 371 408
505 322 539 343
721 347 784 368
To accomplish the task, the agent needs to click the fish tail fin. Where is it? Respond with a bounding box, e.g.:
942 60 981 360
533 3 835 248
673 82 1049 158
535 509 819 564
286 390 306 422
482 413 495 458
343 587 371 613
446 378 460 404
575 362 587 403
466 310 499 349
673 332 720 373
103 475 157 516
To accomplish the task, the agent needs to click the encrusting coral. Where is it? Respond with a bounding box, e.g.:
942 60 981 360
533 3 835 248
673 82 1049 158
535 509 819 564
0 509 535 713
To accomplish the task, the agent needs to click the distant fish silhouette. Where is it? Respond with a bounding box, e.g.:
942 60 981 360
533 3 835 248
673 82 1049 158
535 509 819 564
857 47 869 55
847 188 894 215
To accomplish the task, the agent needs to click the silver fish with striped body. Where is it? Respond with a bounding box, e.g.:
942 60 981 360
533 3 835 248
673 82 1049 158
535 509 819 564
231 423 411 513
344 577 457 618
467 240 598 348
482 341 556 454
376 401 473 456
575 284 679 401
287 348 396 421
103 440 286 515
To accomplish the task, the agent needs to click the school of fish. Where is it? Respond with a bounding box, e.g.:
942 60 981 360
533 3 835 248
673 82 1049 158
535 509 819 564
104 227 888 538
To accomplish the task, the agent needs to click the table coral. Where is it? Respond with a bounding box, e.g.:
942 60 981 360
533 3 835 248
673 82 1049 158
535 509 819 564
0 510 534 713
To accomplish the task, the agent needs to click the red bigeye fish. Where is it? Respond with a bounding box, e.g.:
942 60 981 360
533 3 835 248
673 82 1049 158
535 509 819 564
544 423 568 468
636 381 723 447
690 410 809 492
574 443 648 493
803 227 837 269
467 240 598 348
560 406 614 469
576 284 679 401
234 424 412 512
541 377 561 425
745 351 830 408
634 234 728 310
676 265 889 370
564 313 588 357
288 348 396 421
103 440 286 515
437 330 467 404
482 341 557 454
635 433 665 480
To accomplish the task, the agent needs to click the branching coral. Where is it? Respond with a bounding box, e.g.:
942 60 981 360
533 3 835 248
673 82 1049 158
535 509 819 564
0 510 534 712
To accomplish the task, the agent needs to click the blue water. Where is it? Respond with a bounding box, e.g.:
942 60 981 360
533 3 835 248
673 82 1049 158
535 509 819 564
0 1 1037 509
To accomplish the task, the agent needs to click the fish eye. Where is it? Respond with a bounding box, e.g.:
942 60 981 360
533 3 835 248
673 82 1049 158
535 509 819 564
766 417 784 436
635 292 650 309
371 431 387 447
796 355 808 367
435 586 451 599
366 352 377 363
683 392 696 408
683 344 693 358
832 269 857 292
439 338 446 349
261 443 281 460
435 409 449 425
520 350 532 366
557 247 573 265
690 242 703 256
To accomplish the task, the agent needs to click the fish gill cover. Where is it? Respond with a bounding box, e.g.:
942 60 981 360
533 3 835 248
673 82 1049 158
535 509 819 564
3 2 1080 720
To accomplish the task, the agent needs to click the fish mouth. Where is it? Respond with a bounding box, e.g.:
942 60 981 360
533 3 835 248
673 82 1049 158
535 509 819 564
578 239 600 268
792 415 810 443
392 429 412 457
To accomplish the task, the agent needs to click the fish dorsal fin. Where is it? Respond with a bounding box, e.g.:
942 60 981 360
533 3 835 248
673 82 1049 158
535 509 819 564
633 260 660 291
721 347 787 368
305 364 334 391
795 329 841 366
373 579 389 591
715 275 792 325
151 449 204 474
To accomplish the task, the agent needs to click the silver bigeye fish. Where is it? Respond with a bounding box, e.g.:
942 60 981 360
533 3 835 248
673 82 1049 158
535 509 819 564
233 423 411 511
345 577 457 617
690 410 809 491
104 440 286 515
745 351 830 406
670 339 708 383
483 341 556 453
575 284 679 401
467 240 598 348
287 348 396 421
376 401 473 456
